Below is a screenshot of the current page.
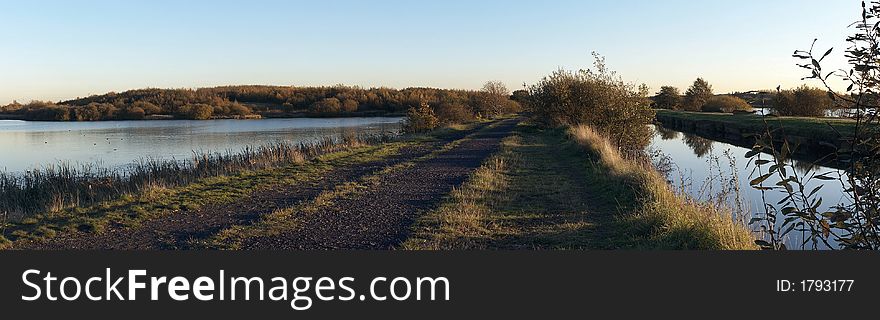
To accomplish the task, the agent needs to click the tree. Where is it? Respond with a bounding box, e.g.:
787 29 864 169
683 78 713 111
311 97 341 113
131 101 162 115
654 86 683 110
479 81 511 117
403 102 439 133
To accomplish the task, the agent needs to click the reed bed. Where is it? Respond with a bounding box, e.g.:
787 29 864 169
0 134 392 222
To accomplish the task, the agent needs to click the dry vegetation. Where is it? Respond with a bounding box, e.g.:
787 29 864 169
569 125 756 249
405 122 756 250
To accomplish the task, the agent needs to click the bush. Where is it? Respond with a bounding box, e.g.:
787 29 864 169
178 104 213 120
700 95 753 113
434 102 474 125
403 103 439 133
119 106 146 120
773 85 832 117
528 53 655 151
227 102 252 116
341 99 358 112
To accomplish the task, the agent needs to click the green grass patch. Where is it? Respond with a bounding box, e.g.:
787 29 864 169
656 109 865 138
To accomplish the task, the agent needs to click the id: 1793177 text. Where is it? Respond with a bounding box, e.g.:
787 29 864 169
776 280 854 292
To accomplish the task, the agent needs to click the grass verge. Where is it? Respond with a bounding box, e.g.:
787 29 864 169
404 122 757 250
570 125 756 250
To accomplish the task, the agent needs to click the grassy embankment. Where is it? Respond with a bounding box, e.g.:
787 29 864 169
0 123 483 249
403 122 757 250
655 109 864 139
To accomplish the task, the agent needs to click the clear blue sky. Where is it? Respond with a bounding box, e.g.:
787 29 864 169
0 0 857 104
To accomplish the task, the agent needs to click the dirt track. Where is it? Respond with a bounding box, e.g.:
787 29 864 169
242 119 519 249
20 119 518 250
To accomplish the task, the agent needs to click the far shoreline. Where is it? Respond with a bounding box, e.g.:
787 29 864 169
0 110 406 122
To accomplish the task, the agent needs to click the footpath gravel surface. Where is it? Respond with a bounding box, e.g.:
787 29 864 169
19 119 517 249
242 119 519 249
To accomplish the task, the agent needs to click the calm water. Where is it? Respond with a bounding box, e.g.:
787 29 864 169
0 117 402 173
649 125 850 249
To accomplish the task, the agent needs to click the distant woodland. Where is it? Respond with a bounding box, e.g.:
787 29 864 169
0 84 522 122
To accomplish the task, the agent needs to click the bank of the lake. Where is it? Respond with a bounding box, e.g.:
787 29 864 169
654 110 870 168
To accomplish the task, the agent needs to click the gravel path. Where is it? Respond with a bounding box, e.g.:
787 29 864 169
241 118 519 249
20 124 487 250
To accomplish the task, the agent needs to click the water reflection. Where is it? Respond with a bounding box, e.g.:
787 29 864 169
648 124 849 249
654 126 680 140
682 133 714 157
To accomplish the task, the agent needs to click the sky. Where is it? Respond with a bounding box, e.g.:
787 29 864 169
0 0 858 104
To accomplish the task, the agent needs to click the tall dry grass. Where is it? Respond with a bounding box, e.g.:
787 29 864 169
569 125 756 250
0 134 391 221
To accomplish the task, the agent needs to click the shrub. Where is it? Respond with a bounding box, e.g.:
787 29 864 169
773 85 832 117
528 53 655 151
178 104 213 120
683 78 713 111
701 95 753 113
435 102 474 125
403 102 439 133
120 106 146 120
341 99 359 112
227 102 252 116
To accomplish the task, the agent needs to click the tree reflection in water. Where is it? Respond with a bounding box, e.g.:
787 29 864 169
683 133 714 157
654 125 680 140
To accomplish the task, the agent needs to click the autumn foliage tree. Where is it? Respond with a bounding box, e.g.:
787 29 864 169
683 78 714 111
654 86 683 109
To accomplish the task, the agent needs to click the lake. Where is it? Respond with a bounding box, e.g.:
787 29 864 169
0 117 403 173
649 124 850 249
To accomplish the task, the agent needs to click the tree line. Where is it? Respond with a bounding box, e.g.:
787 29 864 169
651 78 841 117
0 84 521 122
